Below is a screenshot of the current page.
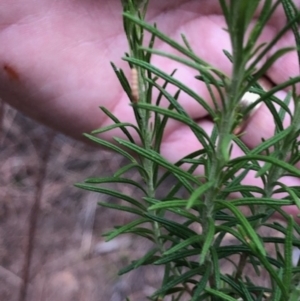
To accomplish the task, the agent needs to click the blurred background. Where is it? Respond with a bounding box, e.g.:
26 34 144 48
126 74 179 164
0 102 163 301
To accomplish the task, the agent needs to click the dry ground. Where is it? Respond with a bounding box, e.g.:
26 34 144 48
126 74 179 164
0 103 165 301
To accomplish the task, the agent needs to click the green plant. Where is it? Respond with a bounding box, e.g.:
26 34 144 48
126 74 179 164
76 1 300 300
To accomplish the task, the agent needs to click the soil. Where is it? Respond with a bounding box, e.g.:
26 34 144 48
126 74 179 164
0 102 289 301
0 103 165 301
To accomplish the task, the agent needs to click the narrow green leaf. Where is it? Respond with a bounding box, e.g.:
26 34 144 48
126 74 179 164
216 245 251 259
74 183 146 210
153 70 177 156
216 213 266 225
181 33 194 53
263 94 286 132
215 225 246 246
110 62 143 130
91 122 139 145
135 102 214 152
250 127 291 155
263 236 300 248
239 280 255 301
190 266 211 301
217 201 266 257
222 185 264 196
219 0 230 28
275 182 300 210
182 158 207 164
255 251 288 298
168 209 201 225
160 262 172 299
273 269 283 301
243 1 260 29
187 181 213 209
154 249 200 265
83 133 136 162
151 267 205 298
164 235 202 255
271 206 300 236
248 255 261 277
113 162 148 179
122 227 154 241
125 225 153 235
255 162 273 177
115 138 200 185
148 200 191 211
141 47 216 79
278 91 292 123
98 202 144 217
145 213 197 240
202 70 225 110
211 247 221 290
263 222 287 235
229 154 300 177
85 176 146 194
145 24 156 62
169 174 196 194
205 288 238 301
246 0 275 52
105 217 149 241
227 198 292 207
248 77 300 116
118 247 159 275
155 148 207 189
220 274 244 296
111 62 132 100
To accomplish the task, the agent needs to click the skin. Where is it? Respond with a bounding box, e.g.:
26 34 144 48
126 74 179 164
0 0 300 218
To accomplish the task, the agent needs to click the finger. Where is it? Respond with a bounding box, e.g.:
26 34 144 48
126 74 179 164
239 89 294 149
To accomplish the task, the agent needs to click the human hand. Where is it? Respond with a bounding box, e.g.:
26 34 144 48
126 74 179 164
0 0 299 218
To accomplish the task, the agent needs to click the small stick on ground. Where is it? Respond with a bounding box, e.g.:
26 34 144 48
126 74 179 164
18 131 55 301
